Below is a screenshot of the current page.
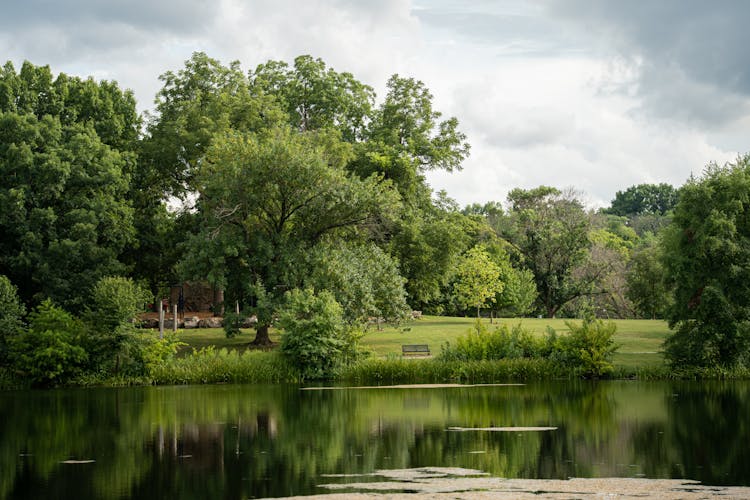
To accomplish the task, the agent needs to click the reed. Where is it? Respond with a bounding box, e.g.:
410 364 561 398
150 347 300 385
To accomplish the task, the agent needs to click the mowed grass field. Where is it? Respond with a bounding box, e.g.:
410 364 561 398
175 315 670 369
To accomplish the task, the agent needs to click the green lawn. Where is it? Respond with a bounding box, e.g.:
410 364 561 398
175 315 670 369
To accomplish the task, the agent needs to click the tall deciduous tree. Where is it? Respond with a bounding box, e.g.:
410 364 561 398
352 75 470 206
626 236 671 319
662 157 750 367
605 183 679 217
250 55 375 141
181 127 399 345
503 187 593 317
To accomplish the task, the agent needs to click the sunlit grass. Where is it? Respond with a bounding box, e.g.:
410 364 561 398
174 315 670 370
359 316 668 369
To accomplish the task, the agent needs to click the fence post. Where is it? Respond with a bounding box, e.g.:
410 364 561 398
173 304 178 332
158 299 164 339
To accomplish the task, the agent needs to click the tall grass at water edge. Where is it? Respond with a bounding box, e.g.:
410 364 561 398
149 347 300 385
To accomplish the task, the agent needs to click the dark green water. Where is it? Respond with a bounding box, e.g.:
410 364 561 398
1 381 749 499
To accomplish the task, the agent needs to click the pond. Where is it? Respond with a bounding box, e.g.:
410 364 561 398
1 381 749 498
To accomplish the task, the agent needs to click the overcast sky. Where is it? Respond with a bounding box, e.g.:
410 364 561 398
2 0 748 207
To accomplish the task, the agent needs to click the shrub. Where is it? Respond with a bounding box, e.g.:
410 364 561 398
554 319 619 378
9 300 88 386
440 320 543 361
86 276 151 375
278 288 363 380
89 276 150 332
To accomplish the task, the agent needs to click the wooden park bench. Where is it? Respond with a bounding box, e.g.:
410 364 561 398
402 344 430 357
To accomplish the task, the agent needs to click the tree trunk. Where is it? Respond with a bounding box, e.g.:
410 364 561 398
546 305 557 318
476 305 480 318
213 288 225 316
250 323 274 347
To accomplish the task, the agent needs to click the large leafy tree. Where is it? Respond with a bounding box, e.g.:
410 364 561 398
352 75 470 206
503 187 594 317
143 52 284 198
605 183 679 217
181 127 399 345
250 55 375 141
136 53 287 300
0 61 137 311
662 157 750 367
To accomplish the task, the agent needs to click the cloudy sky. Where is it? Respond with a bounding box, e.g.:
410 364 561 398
2 0 749 207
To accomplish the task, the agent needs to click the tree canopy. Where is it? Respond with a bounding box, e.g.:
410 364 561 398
662 156 750 367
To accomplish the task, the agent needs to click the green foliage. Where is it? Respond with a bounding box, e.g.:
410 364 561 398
222 312 243 338
452 246 504 317
439 318 618 378
496 266 538 316
182 126 399 344
0 275 25 364
306 243 410 325
389 204 473 307
278 288 363 380
83 276 152 375
250 55 375 141
89 276 150 332
553 320 619 378
626 237 671 319
9 300 88 386
149 347 298 384
662 156 750 368
144 52 284 198
503 187 594 317
605 183 679 217
0 104 136 312
440 320 543 361
340 357 564 385
140 332 185 377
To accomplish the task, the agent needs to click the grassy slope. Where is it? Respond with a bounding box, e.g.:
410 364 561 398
176 315 670 369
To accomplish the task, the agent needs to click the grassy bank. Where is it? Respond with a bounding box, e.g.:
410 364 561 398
176 315 669 369
6 316 750 389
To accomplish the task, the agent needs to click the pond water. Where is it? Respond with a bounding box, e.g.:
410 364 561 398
1 381 749 499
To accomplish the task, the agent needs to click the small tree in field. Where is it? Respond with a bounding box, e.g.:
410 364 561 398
453 246 504 318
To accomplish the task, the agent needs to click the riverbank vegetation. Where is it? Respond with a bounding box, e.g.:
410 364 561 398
2 54 750 388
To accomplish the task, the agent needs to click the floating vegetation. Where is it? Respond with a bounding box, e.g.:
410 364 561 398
301 383 524 390
447 426 557 432
316 468 750 498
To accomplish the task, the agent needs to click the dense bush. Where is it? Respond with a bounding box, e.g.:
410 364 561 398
85 276 153 375
89 276 151 331
552 320 619 378
9 300 88 386
440 320 546 361
278 288 365 380
440 318 618 378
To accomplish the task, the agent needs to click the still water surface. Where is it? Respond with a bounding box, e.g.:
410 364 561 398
1 381 749 499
